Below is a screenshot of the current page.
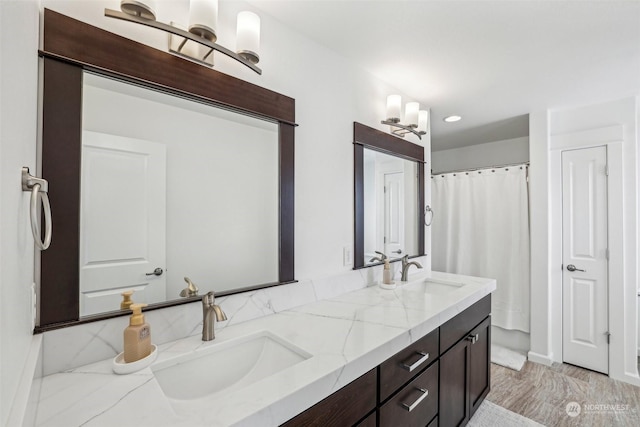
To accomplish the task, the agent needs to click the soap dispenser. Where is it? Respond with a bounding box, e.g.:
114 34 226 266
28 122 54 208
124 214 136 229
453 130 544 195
381 259 396 289
120 290 134 310
124 303 151 363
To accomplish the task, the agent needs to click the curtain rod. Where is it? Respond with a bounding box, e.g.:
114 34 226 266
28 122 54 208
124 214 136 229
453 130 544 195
431 161 529 176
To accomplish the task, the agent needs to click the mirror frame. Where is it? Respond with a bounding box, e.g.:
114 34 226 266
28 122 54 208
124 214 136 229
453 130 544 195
37 9 296 331
353 122 425 269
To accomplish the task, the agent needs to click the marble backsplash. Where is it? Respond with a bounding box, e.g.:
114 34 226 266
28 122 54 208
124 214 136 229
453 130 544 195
40 258 426 376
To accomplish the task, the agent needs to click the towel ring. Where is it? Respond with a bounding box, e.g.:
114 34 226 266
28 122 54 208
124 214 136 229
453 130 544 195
424 205 434 226
22 167 52 250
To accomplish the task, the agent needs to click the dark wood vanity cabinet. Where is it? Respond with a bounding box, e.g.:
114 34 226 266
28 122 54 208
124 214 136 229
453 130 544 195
439 297 491 427
281 296 491 427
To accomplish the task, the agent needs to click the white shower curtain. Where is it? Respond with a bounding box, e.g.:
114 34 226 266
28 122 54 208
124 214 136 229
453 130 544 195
431 166 530 333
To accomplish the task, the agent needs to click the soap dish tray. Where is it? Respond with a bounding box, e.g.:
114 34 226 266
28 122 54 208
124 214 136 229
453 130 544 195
112 344 158 375
379 282 396 290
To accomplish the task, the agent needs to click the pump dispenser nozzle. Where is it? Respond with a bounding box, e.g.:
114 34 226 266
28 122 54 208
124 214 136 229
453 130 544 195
129 303 148 326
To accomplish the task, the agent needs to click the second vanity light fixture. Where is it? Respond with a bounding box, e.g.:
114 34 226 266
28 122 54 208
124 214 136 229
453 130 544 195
107 0 262 74
382 95 429 140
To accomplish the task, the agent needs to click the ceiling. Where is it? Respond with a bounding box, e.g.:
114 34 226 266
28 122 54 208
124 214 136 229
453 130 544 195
246 0 640 151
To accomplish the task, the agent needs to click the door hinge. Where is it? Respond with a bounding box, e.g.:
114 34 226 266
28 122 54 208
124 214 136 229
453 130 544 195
605 165 609 176
606 332 611 344
561 264 564 271
606 248 610 261
384 186 387 193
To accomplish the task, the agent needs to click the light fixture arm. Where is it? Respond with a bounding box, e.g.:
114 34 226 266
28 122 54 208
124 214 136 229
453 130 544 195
104 9 262 75
381 119 426 140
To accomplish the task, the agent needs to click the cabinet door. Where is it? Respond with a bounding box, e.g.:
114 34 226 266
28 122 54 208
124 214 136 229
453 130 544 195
439 338 469 427
356 411 377 427
469 317 491 417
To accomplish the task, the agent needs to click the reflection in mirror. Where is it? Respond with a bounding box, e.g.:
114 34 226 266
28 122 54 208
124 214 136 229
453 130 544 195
80 73 278 317
363 149 418 265
353 122 425 269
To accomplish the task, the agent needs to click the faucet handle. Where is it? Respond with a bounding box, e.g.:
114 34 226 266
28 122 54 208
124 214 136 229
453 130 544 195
180 277 199 297
202 291 214 306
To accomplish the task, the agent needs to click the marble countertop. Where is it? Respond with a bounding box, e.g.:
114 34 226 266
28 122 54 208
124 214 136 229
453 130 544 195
34 271 495 427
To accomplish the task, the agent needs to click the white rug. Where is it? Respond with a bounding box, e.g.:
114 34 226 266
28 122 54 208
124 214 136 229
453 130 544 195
491 344 527 371
469 401 545 427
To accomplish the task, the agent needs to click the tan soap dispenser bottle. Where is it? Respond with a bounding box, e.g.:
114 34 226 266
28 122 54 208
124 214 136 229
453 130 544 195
124 303 151 363
382 259 394 285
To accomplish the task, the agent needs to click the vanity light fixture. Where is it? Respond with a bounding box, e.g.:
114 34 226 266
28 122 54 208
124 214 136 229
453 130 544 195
381 95 429 140
443 115 462 123
106 0 262 74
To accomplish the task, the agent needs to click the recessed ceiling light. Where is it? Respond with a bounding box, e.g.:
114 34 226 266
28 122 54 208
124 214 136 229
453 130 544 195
443 115 462 123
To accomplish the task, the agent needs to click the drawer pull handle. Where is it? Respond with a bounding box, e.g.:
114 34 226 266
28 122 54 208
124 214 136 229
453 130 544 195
466 334 479 344
402 388 429 412
401 351 430 372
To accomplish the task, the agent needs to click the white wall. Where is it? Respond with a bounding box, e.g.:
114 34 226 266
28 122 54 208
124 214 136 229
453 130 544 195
431 136 529 174
0 1 40 424
529 97 639 386
527 111 552 365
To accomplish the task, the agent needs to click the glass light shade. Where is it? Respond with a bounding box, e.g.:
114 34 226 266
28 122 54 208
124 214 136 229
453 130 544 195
386 95 402 122
189 0 218 42
405 102 420 127
418 110 429 133
237 11 261 64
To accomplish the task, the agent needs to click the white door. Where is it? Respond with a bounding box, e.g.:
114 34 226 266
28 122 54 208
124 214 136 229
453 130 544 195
80 131 167 316
562 146 609 374
384 172 405 257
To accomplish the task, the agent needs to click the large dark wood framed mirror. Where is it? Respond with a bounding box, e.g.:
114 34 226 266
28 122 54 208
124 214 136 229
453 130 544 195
37 10 296 331
353 122 425 269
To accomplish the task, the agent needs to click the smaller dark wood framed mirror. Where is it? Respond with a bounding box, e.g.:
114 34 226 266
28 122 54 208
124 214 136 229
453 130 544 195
353 122 425 269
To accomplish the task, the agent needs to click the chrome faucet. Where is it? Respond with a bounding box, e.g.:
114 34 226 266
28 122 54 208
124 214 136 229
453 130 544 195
180 277 199 297
369 250 388 263
400 255 423 281
202 291 227 341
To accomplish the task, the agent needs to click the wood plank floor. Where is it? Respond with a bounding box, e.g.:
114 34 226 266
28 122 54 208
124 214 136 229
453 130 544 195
487 362 640 426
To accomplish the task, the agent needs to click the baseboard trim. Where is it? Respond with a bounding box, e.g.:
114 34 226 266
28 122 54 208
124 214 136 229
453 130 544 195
527 351 554 366
611 371 640 387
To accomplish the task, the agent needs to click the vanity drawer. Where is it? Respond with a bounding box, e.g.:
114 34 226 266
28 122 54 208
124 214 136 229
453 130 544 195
379 360 439 427
281 368 377 427
379 328 439 402
440 295 491 354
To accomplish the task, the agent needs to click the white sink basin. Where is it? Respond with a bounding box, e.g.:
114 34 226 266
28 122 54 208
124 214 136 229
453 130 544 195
152 331 311 400
421 278 465 295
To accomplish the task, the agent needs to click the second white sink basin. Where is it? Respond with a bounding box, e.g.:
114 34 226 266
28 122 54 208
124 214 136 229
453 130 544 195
152 330 311 400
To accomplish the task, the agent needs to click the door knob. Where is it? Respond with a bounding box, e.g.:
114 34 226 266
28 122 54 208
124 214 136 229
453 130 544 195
146 267 164 276
566 264 586 272
392 249 402 254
